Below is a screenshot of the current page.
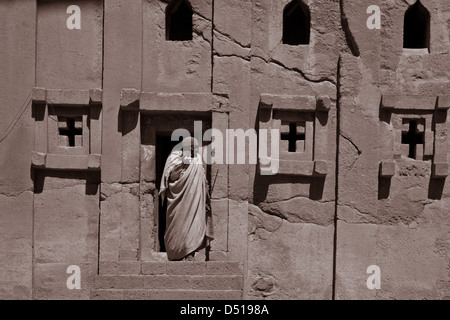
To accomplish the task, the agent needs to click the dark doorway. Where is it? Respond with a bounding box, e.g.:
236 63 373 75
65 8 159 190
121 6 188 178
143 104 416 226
282 0 310 45
155 134 183 252
166 0 193 41
140 112 212 254
403 1 430 50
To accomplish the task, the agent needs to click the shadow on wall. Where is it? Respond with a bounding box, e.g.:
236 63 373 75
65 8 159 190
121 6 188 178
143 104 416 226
378 170 446 201
378 103 447 201
252 104 326 205
118 109 139 135
427 178 446 200
32 168 100 195
253 171 326 205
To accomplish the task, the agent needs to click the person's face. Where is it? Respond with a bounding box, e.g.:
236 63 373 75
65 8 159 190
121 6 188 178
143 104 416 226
182 143 198 159
191 145 199 158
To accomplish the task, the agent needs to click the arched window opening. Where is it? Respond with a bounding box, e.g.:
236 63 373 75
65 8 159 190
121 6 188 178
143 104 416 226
282 0 311 45
166 0 193 41
403 1 430 50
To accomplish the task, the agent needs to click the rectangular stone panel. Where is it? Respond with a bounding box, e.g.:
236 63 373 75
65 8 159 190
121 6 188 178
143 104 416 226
139 92 213 112
260 94 317 111
33 171 99 299
36 0 103 89
142 0 212 92
381 95 437 110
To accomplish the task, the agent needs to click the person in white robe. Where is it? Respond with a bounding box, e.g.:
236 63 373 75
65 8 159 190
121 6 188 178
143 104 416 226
159 137 214 261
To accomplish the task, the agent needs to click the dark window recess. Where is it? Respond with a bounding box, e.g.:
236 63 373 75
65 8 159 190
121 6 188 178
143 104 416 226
403 1 430 49
166 0 193 41
281 122 305 152
401 120 424 159
58 117 82 147
282 0 310 45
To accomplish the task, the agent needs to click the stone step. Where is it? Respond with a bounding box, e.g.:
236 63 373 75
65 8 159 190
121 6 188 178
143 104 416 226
91 289 242 300
95 275 244 290
99 261 243 276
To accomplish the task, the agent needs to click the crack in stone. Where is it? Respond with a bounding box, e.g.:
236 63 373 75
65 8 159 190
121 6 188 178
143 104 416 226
340 134 362 155
262 196 334 205
214 52 250 61
194 10 251 50
249 205 284 235
199 7 338 86
264 219 284 240
0 190 33 199
213 29 251 49
193 10 212 24
252 55 337 85
256 202 334 226
340 0 360 57
338 204 377 224
193 28 212 46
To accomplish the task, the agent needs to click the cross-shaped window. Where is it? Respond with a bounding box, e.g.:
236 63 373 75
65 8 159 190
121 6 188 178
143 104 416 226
281 122 305 152
401 120 424 159
58 117 83 147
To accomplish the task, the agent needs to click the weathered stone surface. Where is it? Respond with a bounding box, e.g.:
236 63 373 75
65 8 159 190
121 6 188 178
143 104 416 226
33 171 99 299
336 0 450 301
433 163 449 178
91 289 242 300
100 183 122 262
139 92 213 112
2 0 450 301
88 154 102 170
95 274 243 291
206 261 243 275
100 261 141 275
102 0 142 183
143 0 212 92
248 204 334 299
0 0 35 197
0 192 33 300
34 262 96 300
379 160 395 177
31 152 47 168
210 199 228 252
89 89 103 105
32 87 46 103
36 0 103 89
336 217 450 300
141 262 167 275
145 289 242 300
121 112 141 183
45 89 91 105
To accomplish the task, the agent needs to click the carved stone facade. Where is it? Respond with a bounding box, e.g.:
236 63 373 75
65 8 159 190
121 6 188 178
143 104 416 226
0 0 449 300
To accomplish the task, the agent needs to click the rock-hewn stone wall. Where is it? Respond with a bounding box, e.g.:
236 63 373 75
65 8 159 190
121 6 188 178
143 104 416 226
0 0 449 300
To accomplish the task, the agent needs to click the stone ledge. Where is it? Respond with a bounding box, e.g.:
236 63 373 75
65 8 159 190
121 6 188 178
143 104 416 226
259 93 330 112
89 89 103 105
100 261 141 275
120 89 214 112
32 88 103 105
90 289 242 300
99 261 243 276
94 275 244 290
120 88 140 110
437 95 450 110
31 152 101 171
379 160 395 177
259 158 327 176
432 162 448 178
381 95 437 110
32 87 46 103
